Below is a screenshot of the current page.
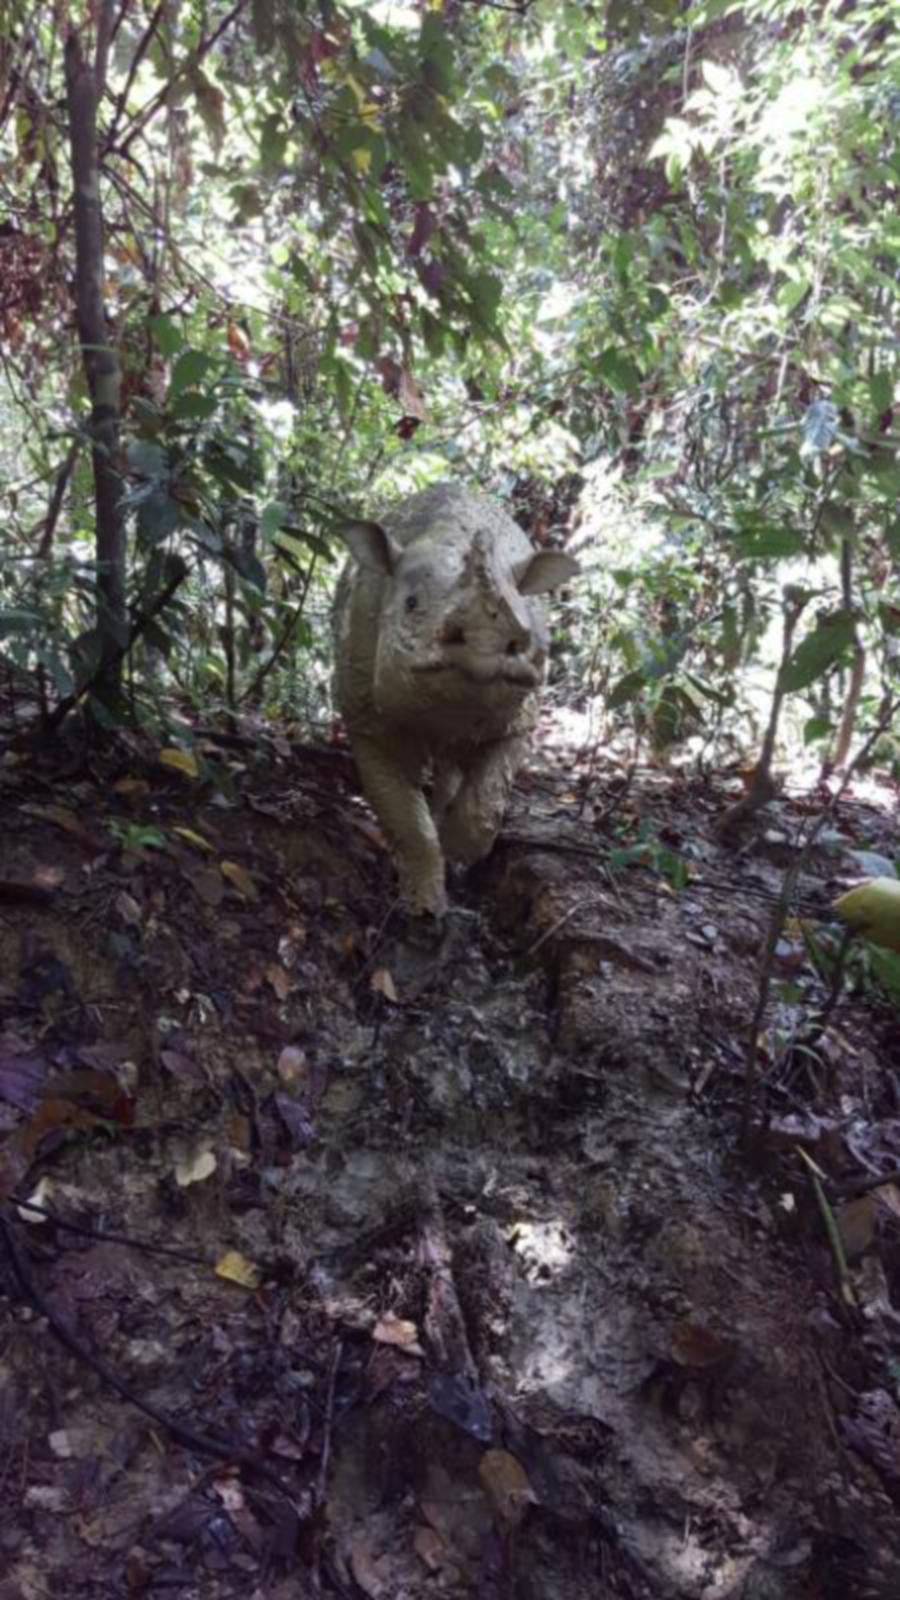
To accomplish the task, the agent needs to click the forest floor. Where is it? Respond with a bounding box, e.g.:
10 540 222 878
1 707 899 1600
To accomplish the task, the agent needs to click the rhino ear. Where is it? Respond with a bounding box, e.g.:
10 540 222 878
340 520 397 575
517 550 580 595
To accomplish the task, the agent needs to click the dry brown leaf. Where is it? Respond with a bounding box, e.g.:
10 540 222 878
398 365 427 420
413 1525 450 1572
875 1183 900 1221
478 1448 536 1528
267 964 292 1001
23 803 97 846
349 1536 389 1598
114 776 151 802
370 967 398 1003
372 1311 424 1356
670 1319 735 1369
115 891 142 926
836 1195 876 1261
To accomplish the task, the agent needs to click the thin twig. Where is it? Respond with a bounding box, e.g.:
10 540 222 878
741 699 898 1149
12 1198 209 1264
0 1207 293 1494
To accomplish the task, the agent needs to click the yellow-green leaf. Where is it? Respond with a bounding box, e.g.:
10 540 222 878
160 748 199 779
172 826 213 853
221 861 259 899
215 1250 261 1290
833 878 900 953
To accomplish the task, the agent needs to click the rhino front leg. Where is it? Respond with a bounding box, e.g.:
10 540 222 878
351 734 447 916
438 736 528 866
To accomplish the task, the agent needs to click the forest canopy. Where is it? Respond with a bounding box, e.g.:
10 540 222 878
0 0 897 773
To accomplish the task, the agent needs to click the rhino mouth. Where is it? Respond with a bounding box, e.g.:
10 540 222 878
412 655 540 688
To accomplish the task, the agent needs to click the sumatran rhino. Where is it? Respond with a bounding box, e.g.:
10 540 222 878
334 483 578 918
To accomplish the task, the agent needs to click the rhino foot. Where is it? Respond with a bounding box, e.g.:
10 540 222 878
380 908 478 1001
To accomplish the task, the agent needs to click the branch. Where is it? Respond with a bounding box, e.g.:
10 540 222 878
35 557 190 740
113 0 249 158
37 440 82 559
741 697 900 1150
94 0 118 93
103 0 167 153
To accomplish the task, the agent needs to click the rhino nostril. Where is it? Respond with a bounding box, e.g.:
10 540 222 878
506 639 525 655
444 625 466 645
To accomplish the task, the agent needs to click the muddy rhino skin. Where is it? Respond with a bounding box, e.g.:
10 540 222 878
333 483 578 916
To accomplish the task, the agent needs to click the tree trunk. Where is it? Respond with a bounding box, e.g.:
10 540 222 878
65 24 127 703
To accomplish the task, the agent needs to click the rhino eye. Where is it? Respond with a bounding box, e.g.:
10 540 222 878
405 594 418 613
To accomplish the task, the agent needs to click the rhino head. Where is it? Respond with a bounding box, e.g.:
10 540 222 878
341 515 578 717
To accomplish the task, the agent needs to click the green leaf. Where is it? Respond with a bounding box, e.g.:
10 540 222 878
127 439 167 478
169 350 215 400
733 524 805 561
597 347 642 394
142 621 174 658
421 308 446 358
228 547 267 592
149 314 184 357
469 271 502 324
781 611 855 693
870 370 893 415
803 715 832 745
0 608 43 637
777 275 811 313
261 501 289 539
137 490 182 545
35 647 74 697
171 392 218 422
608 668 648 710
259 111 288 173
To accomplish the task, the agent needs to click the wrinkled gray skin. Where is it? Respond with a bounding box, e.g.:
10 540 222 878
333 483 579 916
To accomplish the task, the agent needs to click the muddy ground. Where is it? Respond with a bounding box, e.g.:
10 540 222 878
1 718 899 1600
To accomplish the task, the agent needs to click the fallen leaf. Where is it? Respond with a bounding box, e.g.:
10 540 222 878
172 826 214 853
670 1319 735 1369
836 1195 876 1261
215 1250 261 1289
115 891 142 926
17 1174 56 1224
413 1525 451 1572
23 803 97 847
159 748 199 779
267 964 292 1001
221 861 259 900
373 1311 424 1356
478 1448 536 1528
174 1145 217 1186
350 1537 390 1599
277 1046 307 1087
370 967 398 1003
114 776 151 802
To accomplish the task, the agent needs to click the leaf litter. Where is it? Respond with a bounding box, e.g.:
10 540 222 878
0 727 898 1598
